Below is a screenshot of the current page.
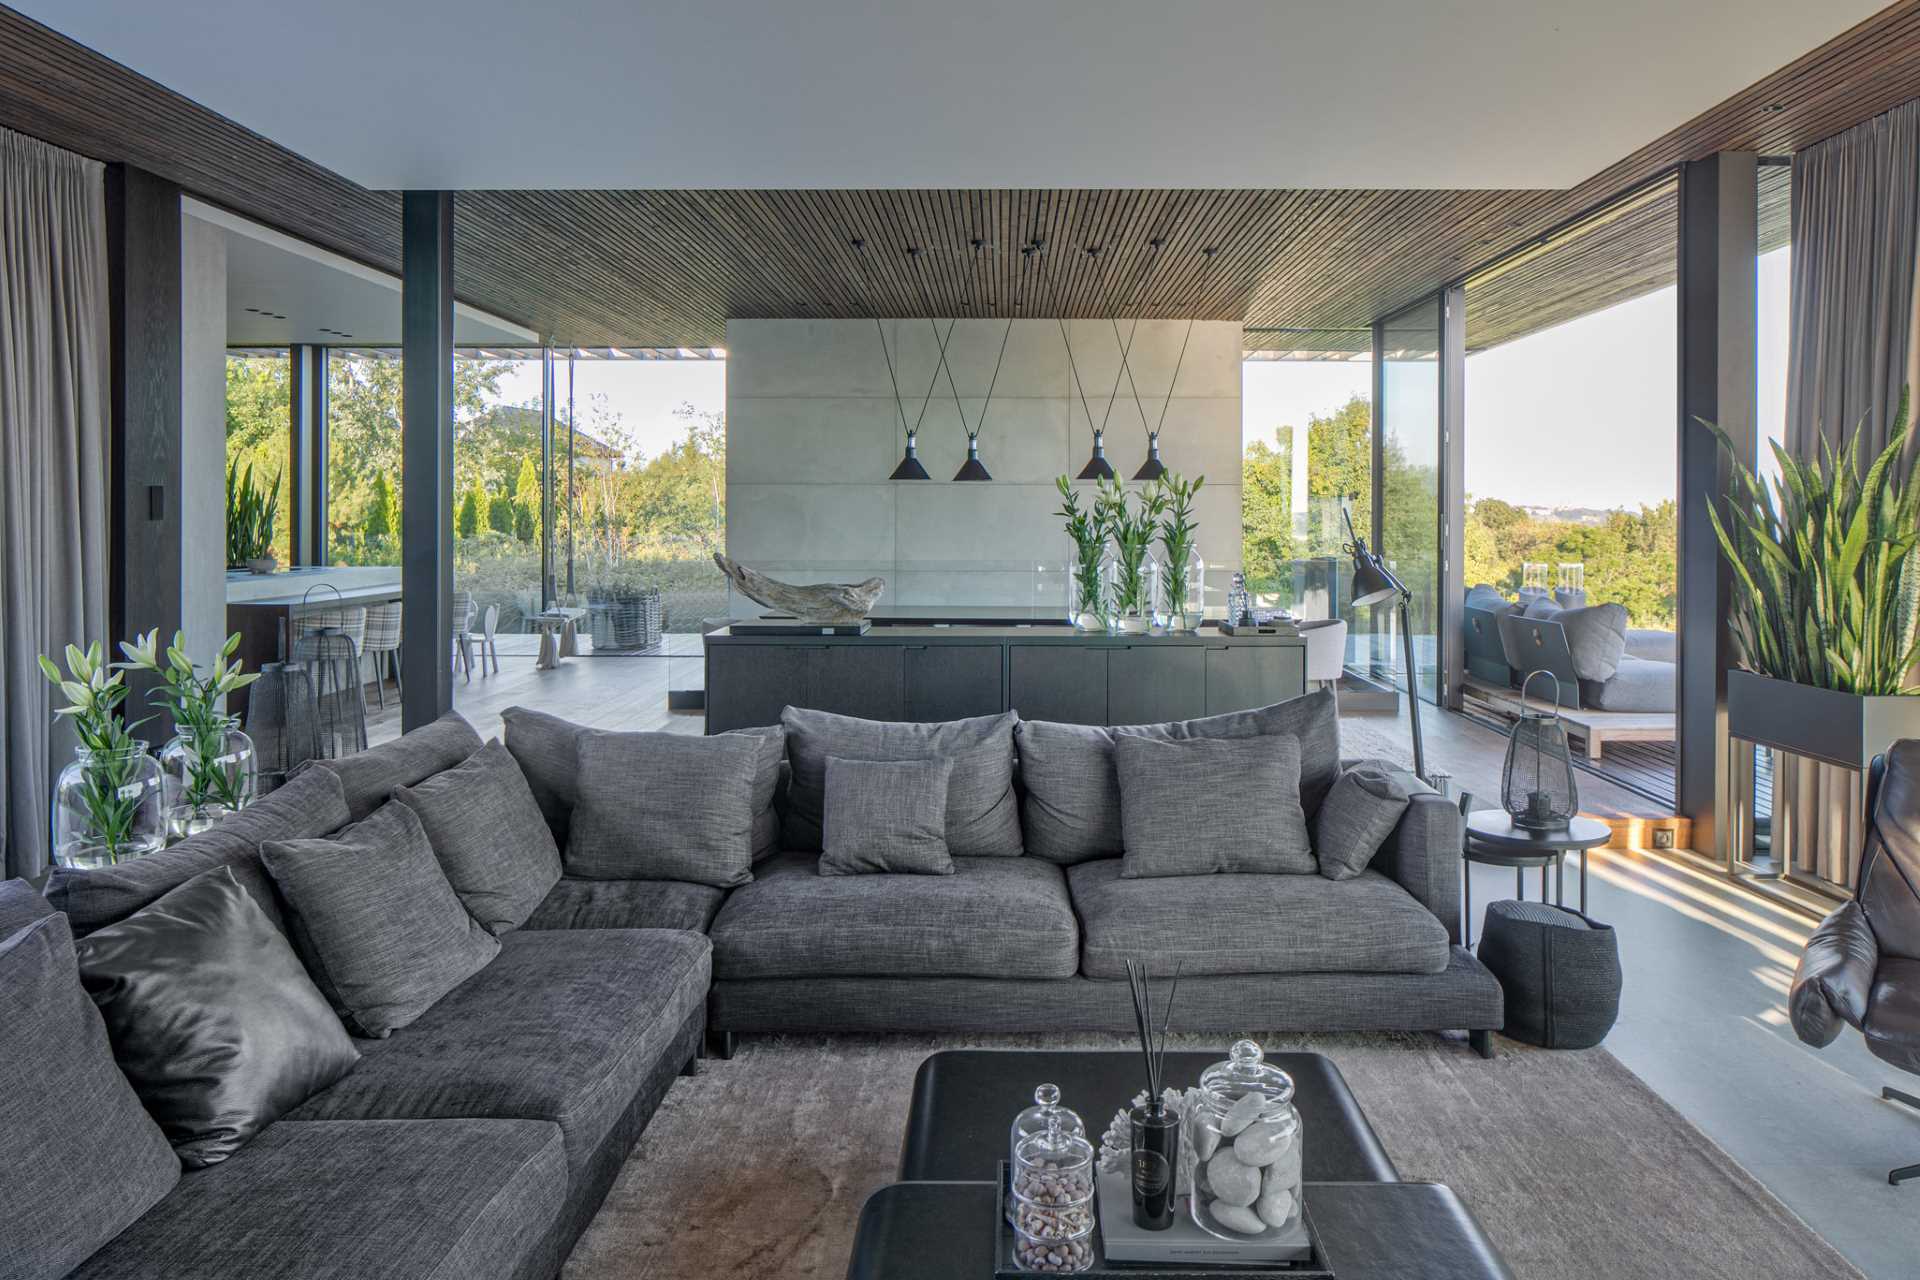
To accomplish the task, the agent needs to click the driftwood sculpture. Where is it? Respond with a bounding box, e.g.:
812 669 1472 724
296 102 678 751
713 554 885 624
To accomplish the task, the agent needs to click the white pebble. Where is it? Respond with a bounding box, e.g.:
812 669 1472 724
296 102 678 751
1219 1091 1266 1137
1232 1120 1291 1167
1210 1201 1268 1235
1256 1186 1295 1229
1205 1149 1260 1206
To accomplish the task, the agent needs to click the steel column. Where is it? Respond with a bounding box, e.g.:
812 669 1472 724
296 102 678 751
400 191 455 731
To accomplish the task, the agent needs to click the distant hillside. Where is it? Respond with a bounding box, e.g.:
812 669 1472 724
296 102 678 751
1514 504 1614 526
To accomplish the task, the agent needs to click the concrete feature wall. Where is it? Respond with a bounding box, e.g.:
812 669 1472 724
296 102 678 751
180 212 228 673
725 318 1243 611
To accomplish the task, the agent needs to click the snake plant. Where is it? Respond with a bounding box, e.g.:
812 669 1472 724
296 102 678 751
1705 392 1920 695
226 460 280 568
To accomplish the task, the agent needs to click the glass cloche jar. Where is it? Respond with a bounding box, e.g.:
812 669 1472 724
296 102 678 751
1010 1111 1096 1273
1183 1039 1303 1239
1008 1084 1085 1224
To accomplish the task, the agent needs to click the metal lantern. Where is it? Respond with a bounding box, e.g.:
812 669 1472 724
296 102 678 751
1502 670 1579 830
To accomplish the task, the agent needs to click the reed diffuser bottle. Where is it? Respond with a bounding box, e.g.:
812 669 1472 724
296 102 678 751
1126 960 1182 1230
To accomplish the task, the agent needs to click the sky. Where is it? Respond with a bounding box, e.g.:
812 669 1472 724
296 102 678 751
485 245 1790 511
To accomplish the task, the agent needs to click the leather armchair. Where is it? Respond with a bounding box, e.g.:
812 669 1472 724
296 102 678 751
1789 739 1920 1185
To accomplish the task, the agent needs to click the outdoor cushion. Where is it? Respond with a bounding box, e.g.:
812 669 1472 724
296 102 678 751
297 709 483 822
73 867 359 1168
1067 858 1452 979
1520 594 1561 619
66 1117 566 1280
1115 735 1314 877
522 875 726 932
288 928 710 1179
1464 584 1514 613
45 765 350 936
1583 654 1676 712
1624 628 1677 663
709 851 1079 980
1016 689 1341 865
1 914 181 1280
781 707 1022 856
1556 601 1628 683
393 738 563 934
0 875 53 935
567 729 762 886
820 756 954 875
261 801 500 1038
1315 765 1415 880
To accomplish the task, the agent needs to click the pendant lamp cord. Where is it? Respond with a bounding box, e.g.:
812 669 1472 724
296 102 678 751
1150 246 1217 442
1095 237 1167 439
904 246 957 438
854 238 912 441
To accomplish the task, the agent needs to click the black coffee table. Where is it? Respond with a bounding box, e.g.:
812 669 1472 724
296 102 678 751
848 1049 1514 1280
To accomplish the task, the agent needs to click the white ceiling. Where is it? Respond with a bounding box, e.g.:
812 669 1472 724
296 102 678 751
20 0 1887 191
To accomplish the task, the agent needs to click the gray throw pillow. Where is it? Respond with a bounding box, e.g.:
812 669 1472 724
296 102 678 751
505 706 786 860
260 801 500 1038
1115 735 1314 877
297 709 483 822
1314 766 1415 880
0 877 54 936
74 866 360 1167
782 708 1021 856
44 764 351 936
1017 689 1340 865
820 757 954 875
1556 601 1628 683
0 914 180 1279
567 730 762 887
393 739 562 935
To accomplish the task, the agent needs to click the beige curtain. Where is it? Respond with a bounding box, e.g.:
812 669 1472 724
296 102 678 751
0 128 110 880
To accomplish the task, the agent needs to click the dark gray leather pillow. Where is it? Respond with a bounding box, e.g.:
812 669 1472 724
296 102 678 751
261 801 500 1038
44 764 350 936
298 709 483 821
567 729 762 887
781 707 1021 856
1557 601 1629 683
505 706 785 860
0 877 54 936
74 866 359 1167
1115 734 1314 877
820 756 954 875
393 739 562 935
1314 766 1415 880
1017 689 1340 865
0 914 180 1278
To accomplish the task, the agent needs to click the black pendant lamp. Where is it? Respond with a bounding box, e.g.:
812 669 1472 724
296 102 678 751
1077 428 1117 480
891 431 931 480
1132 431 1167 481
954 438 992 481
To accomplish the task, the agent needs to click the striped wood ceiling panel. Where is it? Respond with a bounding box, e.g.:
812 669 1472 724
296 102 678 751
1 3 1914 351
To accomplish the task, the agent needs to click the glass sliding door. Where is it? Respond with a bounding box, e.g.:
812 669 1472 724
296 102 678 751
1375 296 1443 704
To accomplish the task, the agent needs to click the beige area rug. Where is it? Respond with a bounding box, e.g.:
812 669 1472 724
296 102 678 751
562 1031 1862 1280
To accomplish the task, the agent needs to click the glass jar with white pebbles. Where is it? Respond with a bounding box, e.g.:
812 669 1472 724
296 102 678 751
1182 1039 1303 1239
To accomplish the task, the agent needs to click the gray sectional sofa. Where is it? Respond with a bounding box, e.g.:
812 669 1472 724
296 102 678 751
11 689 1501 1279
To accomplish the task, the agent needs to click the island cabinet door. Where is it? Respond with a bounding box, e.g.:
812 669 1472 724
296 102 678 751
1107 646 1207 724
706 644 811 731
805 645 907 722
1009 646 1109 725
903 645 1005 722
1204 643 1306 716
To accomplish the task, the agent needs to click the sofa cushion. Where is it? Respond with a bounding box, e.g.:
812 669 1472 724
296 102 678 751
1557 601 1628 683
1582 655 1675 712
781 707 1022 856
44 765 350 936
504 705 785 859
1865 958 1920 1075
0 876 53 936
523 876 726 932
288 928 709 1179
709 851 1079 980
261 801 500 1038
74 867 359 1168
297 710 483 822
1 915 180 1280
66 1117 566 1280
1464 583 1513 613
392 738 562 934
821 756 954 875
1016 690 1341 866
1067 858 1452 979
1115 735 1314 877
567 729 762 887
1315 766 1415 881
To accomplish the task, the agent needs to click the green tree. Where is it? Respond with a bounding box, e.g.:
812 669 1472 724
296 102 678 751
488 492 515 536
363 472 395 543
513 456 541 543
457 483 484 540
1240 395 1374 595
224 357 293 564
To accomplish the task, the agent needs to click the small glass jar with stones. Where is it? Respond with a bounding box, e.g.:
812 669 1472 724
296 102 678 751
1183 1039 1302 1240
1008 1084 1085 1223
1010 1114 1096 1273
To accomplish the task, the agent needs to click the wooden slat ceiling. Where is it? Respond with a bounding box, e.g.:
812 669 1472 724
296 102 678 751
1 2 1915 353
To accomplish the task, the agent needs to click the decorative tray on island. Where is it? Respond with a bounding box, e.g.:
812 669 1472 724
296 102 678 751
992 1164 1333 1279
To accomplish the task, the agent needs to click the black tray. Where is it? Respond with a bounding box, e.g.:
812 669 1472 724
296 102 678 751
993 1163 1333 1278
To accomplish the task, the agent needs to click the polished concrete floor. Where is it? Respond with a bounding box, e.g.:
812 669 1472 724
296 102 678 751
377 655 1917 1276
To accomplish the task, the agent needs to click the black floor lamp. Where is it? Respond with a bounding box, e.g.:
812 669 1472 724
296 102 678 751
1343 505 1426 782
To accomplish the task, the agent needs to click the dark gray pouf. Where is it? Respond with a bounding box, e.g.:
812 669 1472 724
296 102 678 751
1477 899 1621 1049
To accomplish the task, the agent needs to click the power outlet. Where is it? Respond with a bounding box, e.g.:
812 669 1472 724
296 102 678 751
1652 828 1676 850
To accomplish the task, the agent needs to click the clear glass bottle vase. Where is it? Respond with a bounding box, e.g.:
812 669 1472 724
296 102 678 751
1161 548 1207 631
1113 554 1157 635
51 742 167 869
1068 552 1107 631
158 717 258 843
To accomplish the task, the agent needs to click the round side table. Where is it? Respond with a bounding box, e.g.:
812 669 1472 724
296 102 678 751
1461 810 1611 948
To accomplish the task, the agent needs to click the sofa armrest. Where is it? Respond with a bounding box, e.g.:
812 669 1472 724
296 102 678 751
1366 776 1463 944
1789 900 1878 1048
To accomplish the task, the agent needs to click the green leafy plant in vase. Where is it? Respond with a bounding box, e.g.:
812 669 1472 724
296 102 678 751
1100 478 1168 635
39 643 166 868
1157 472 1206 630
1055 476 1112 630
120 630 262 842
227 460 281 573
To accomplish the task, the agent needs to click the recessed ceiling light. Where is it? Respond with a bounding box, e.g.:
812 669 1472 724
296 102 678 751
1765 103 1785 113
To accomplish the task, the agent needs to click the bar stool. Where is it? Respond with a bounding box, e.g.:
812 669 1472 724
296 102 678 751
362 601 403 708
295 605 368 757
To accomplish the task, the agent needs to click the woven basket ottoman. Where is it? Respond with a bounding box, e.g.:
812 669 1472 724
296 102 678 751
1477 900 1621 1049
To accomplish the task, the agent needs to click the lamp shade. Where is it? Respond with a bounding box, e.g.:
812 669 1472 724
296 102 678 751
1076 429 1117 481
890 432 931 480
953 439 992 481
1348 547 1402 607
1131 432 1167 482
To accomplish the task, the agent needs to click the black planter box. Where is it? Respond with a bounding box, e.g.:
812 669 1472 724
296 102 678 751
1726 669 1920 769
